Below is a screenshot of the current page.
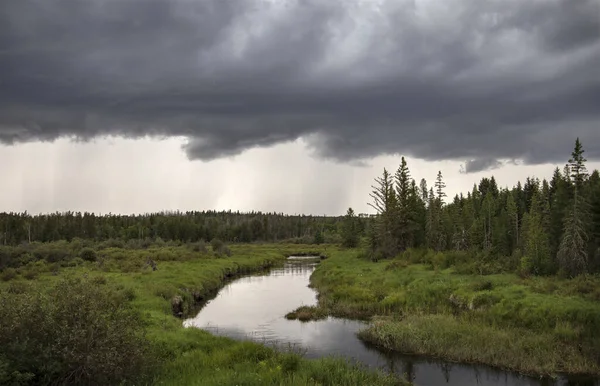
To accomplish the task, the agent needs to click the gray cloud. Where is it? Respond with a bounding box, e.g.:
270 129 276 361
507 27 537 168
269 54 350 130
1 0 599 173
460 158 504 174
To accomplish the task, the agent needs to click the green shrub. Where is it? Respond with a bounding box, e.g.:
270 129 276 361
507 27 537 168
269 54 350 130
472 279 493 291
79 247 97 262
22 269 38 280
189 240 208 253
0 277 156 385
210 238 224 252
5 281 31 294
1 268 17 282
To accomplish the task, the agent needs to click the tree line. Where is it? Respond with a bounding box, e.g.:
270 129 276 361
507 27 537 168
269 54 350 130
347 138 600 277
0 210 350 246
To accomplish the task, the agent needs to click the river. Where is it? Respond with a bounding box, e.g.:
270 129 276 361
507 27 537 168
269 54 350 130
183 258 597 386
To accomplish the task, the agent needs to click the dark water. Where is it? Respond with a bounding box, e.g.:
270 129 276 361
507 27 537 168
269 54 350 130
183 260 597 386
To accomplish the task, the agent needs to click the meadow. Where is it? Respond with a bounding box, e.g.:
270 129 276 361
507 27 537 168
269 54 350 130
290 247 600 377
0 240 404 386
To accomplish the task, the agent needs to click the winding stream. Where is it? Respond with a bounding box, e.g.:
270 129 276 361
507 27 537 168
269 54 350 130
183 258 597 386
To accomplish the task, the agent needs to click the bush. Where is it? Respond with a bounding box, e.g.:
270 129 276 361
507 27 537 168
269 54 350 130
210 238 224 252
0 268 17 282
472 279 493 291
0 277 156 385
188 240 208 253
79 247 97 262
215 245 232 258
22 269 38 280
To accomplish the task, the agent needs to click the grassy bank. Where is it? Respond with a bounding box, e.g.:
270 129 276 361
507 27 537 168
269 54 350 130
0 242 404 386
290 248 600 377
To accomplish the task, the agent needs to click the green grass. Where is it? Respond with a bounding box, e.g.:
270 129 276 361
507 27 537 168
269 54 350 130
285 305 328 322
359 314 599 377
0 242 405 386
302 248 600 377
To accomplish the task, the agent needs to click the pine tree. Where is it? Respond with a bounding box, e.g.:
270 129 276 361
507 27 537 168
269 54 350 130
557 138 590 277
426 188 437 249
419 179 428 202
506 191 519 253
411 179 428 247
341 207 360 248
588 170 600 272
368 168 399 258
523 192 551 275
394 157 416 250
435 171 447 204
481 191 496 251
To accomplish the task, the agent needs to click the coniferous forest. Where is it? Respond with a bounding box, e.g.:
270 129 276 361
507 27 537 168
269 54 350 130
350 138 600 277
1 138 598 278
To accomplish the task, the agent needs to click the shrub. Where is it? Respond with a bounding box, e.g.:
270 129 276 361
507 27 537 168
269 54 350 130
472 279 493 291
189 240 208 253
0 268 17 282
0 277 156 385
79 247 97 262
215 245 232 258
33 245 72 263
22 269 38 280
210 238 224 252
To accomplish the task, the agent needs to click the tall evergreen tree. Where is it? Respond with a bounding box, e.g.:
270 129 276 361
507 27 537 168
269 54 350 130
368 168 399 258
558 138 590 277
435 171 447 204
506 191 519 253
394 157 416 250
341 207 360 248
523 192 551 275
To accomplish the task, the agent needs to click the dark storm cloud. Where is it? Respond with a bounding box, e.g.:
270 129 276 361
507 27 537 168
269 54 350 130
460 158 504 174
1 0 599 172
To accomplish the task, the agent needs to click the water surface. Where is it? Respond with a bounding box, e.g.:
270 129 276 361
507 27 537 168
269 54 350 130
184 261 597 386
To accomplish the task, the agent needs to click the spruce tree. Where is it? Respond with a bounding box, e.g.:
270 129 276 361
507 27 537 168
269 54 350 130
368 168 399 258
435 171 447 204
557 138 590 277
341 207 360 248
523 192 551 275
506 191 519 253
394 157 416 250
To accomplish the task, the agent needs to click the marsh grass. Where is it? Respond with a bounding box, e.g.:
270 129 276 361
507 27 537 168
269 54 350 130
305 248 600 376
285 305 328 322
0 242 405 386
358 314 600 377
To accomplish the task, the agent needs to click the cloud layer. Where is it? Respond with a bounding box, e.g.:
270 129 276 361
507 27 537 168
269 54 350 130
1 0 599 172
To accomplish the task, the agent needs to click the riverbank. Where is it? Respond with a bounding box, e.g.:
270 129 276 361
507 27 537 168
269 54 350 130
0 242 404 385
289 248 600 378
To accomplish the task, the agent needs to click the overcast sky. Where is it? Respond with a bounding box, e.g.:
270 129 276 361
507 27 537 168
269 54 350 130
1 0 599 215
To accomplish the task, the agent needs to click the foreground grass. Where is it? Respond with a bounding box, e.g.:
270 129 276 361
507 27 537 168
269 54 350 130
359 314 598 377
1 242 404 385
293 248 600 377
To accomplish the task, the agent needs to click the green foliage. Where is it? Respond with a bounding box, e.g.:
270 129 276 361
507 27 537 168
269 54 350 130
341 208 360 248
79 247 97 262
285 306 328 322
0 276 155 385
307 249 600 375
0 211 346 250
359 138 599 278
312 229 324 245
358 314 598 376
1 267 17 281
210 238 224 251
210 238 232 257
0 243 404 386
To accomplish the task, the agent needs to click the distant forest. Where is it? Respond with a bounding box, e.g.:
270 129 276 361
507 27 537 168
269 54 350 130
1 138 599 277
354 138 600 277
0 210 363 246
